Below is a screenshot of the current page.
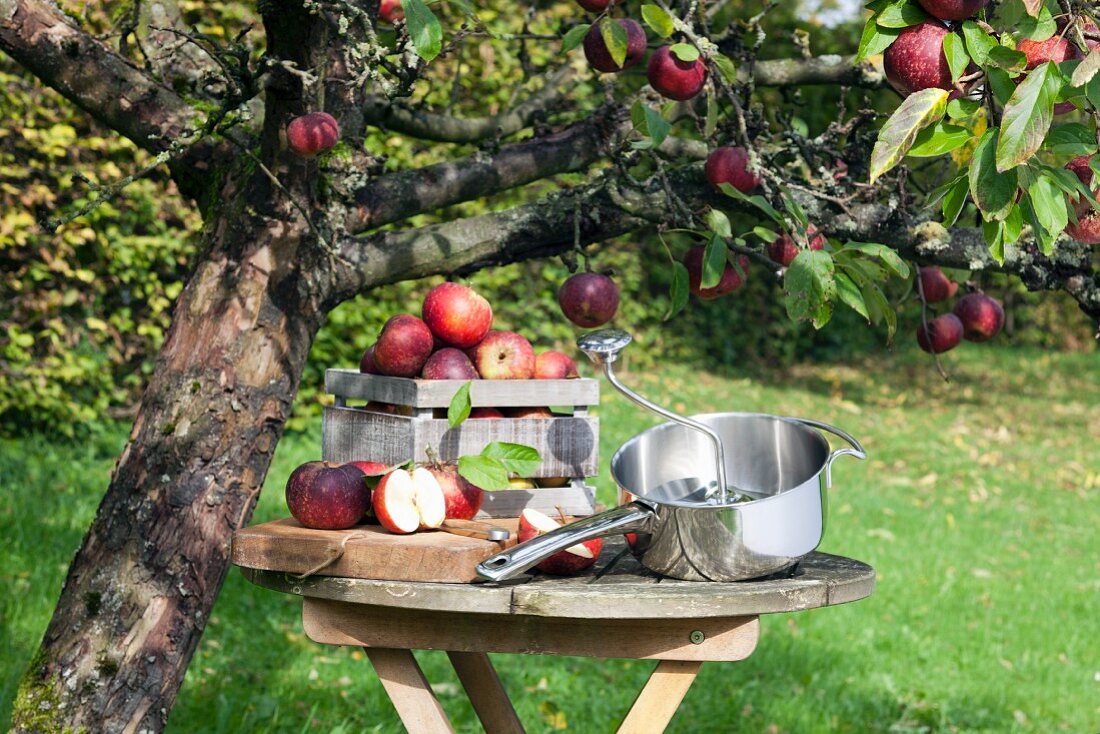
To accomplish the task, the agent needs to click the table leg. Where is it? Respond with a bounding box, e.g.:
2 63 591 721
616 660 702 734
447 651 526 734
365 647 456 734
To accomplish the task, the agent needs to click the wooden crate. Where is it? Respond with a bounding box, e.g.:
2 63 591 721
322 370 600 517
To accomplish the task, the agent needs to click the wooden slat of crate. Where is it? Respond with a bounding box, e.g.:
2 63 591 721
325 369 599 409
322 407 599 478
477 480 596 518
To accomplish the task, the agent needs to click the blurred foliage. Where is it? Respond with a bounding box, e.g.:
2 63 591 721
1 0 1092 437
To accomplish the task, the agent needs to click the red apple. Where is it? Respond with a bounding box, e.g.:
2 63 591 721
583 19 647 73
704 146 760 194
1064 154 1100 244
285 461 371 530
469 407 505 418
558 272 620 328
421 282 493 349
953 292 1004 342
646 45 707 101
378 0 403 23
682 246 749 299
364 401 414 416
422 463 483 520
883 20 956 97
372 467 447 534
575 0 610 11
918 266 959 303
473 331 536 379
374 314 434 378
506 406 554 418
286 112 340 157
421 348 480 380
1018 35 1079 69
916 313 964 354
359 343 379 374
534 351 579 379
916 0 987 21
517 509 603 575
767 225 826 267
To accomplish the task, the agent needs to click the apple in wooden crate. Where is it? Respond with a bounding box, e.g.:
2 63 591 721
372 467 446 534
518 509 602 575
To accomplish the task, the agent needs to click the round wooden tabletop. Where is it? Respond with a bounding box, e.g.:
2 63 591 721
241 541 874 620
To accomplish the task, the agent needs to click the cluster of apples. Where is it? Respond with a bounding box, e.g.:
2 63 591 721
285 459 484 533
915 266 1004 354
1065 154 1100 245
360 281 590 382
577 0 707 101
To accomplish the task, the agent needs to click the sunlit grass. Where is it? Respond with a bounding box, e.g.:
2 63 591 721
1 345 1097 732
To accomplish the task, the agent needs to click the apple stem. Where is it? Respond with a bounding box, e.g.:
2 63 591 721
916 266 950 383
555 505 569 525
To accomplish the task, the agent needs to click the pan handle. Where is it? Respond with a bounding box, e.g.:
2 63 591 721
795 418 867 489
476 502 656 582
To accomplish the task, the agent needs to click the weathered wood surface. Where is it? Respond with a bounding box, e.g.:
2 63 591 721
232 517 517 583
322 406 600 479
326 369 599 408
366 648 456 734
617 660 703 734
241 540 875 618
303 598 760 661
446 652 526 734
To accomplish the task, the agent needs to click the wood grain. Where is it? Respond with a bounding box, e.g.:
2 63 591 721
326 370 599 408
231 518 517 583
303 598 760 661
366 648 456 733
617 660 702 734
447 652 526 734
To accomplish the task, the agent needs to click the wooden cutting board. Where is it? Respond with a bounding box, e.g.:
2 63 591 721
232 518 518 583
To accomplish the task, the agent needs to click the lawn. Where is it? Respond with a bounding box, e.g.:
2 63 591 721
1 345 1097 733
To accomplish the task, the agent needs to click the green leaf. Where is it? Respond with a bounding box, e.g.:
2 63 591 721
403 0 443 61
876 0 927 29
906 121 973 157
1071 48 1100 88
1027 174 1069 236
713 54 738 83
717 183 785 225
1017 5 1056 40
862 281 897 341
784 250 836 329
970 129 1018 219
996 61 1062 171
753 226 779 243
946 97 981 119
701 233 726 289
835 271 869 320
869 88 950 183
943 34 971 83
669 43 699 62
600 17 629 68
782 191 808 229
447 381 472 428
987 67 1017 105
982 218 1005 262
481 442 542 477
640 4 675 38
844 242 910 279
856 18 901 60
1044 123 1097 158
562 24 590 53
986 46 1028 73
457 455 510 491
961 21 997 67
631 101 671 147
941 173 970 226
1088 74 1100 111
665 261 689 320
705 209 732 238
705 94 718 138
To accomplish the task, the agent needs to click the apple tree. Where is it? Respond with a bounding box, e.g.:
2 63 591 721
2 0 1098 730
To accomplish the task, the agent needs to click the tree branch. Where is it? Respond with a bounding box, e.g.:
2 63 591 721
751 54 886 88
0 0 199 155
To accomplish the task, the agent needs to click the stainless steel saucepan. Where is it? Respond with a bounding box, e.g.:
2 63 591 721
476 329 866 583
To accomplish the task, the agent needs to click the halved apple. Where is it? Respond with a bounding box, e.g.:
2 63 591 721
517 508 602 575
372 467 446 534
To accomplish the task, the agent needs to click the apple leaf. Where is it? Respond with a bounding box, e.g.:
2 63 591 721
1042 123 1096 158
753 226 779 243
665 261 689 320
875 0 926 29
447 381 472 428
985 46 1028 73
969 129 1018 219
861 281 897 341
713 54 738 83
457 455 510 491
1020 0 1042 18
1016 5 1056 41
941 173 970 226
1027 174 1069 237
869 88 950 183
996 61 1062 171
856 18 901 60
481 442 542 476
640 3 675 38
843 242 910 279
599 18 629 68
960 21 997 67
701 233 726 289
835 271 869 321
705 209 732 238
1071 48 1100 88
907 121 973 157
717 183 784 225
561 24 590 53
403 0 443 61
982 218 1005 262
943 34 970 84
630 101 670 147
670 43 700 62
784 249 835 329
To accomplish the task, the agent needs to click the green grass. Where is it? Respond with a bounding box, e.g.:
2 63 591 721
2 346 1098 733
